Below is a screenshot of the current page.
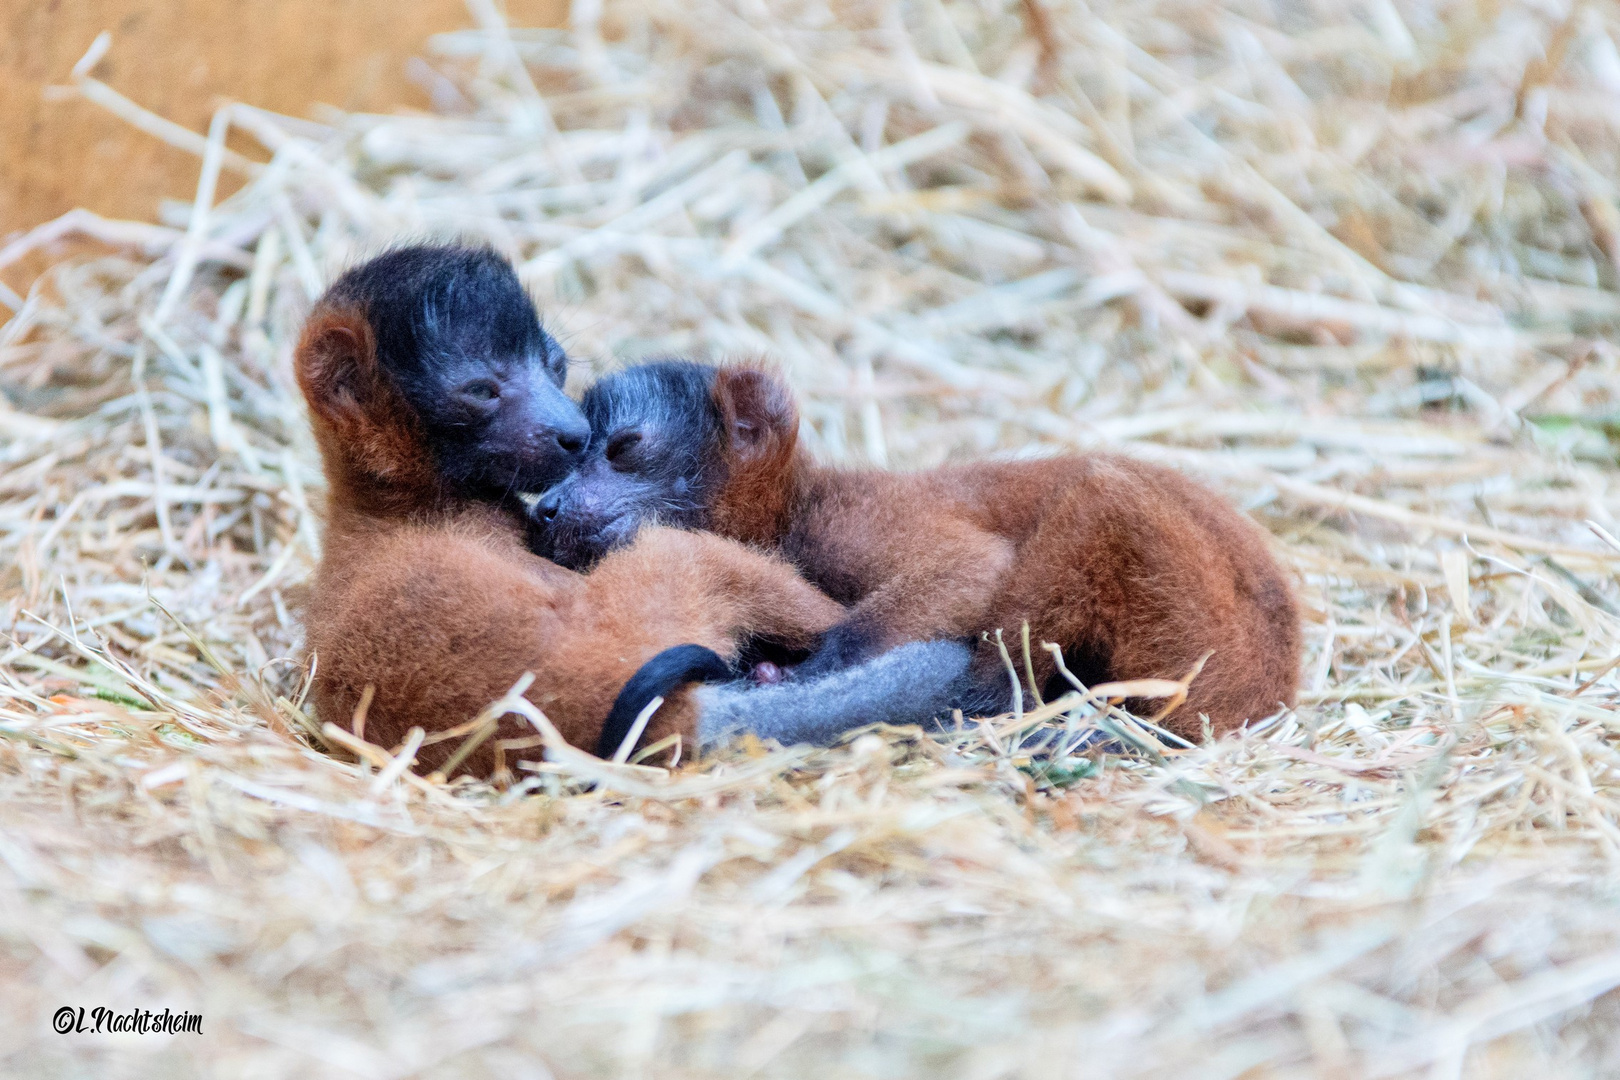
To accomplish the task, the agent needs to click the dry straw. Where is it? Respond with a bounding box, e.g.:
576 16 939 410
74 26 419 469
5 0 1620 1074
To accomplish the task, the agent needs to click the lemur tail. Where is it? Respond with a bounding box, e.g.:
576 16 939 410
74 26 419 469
598 644 734 759
695 639 978 749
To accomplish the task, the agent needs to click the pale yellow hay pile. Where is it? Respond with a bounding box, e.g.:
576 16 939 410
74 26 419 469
5 0 1620 1075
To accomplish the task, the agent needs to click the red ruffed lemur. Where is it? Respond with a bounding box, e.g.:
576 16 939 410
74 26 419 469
297 247 973 776
534 362 1302 739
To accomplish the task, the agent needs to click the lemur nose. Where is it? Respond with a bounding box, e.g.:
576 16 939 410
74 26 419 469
535 487 564 521
555 431 586 455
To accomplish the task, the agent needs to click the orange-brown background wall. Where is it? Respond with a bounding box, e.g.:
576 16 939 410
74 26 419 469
2 0 564 289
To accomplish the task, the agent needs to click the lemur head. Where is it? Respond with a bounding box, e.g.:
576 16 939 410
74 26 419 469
296 244 590 512
532 361 800 567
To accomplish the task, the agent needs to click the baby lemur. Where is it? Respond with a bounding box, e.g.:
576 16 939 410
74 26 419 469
536 362 1302 738
299 247 969 775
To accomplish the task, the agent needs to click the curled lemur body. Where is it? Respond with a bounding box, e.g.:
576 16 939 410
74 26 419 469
537 362 1302 739
297 247 970 775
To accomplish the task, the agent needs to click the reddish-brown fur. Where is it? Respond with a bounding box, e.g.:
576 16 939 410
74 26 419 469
298 314 843 777
705 368 1302 738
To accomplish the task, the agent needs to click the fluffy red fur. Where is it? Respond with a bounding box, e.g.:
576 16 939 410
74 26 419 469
705 367 1302 737
298 314 843 778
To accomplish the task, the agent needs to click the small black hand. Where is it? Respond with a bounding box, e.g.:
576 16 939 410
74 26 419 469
790 620 882 680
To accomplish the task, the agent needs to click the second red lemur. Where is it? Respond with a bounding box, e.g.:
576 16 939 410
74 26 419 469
298 247 971 776
535 362 1302 738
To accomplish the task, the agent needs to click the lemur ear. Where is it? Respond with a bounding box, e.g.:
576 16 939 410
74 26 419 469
713 366 798 459
295 304 433 484
295 307 377 427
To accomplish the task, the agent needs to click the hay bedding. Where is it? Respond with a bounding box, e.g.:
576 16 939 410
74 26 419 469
5 0 1620 1074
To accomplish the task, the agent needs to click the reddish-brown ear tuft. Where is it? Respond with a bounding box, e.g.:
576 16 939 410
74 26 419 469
295 303 436 499
296 307 377 427
706 364 803 545
713 365 798 460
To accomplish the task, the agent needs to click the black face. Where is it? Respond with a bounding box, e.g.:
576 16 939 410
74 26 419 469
531 361 724 568
327 244 591 498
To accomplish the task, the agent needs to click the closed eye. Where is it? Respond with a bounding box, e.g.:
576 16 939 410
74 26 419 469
545 341 570 376
460 380 500 402
605 431 643 466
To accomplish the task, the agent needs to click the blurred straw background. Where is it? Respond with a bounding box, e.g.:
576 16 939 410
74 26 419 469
6 0 1620 1074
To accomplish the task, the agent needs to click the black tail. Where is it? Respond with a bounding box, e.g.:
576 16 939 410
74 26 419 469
597 644 735 759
